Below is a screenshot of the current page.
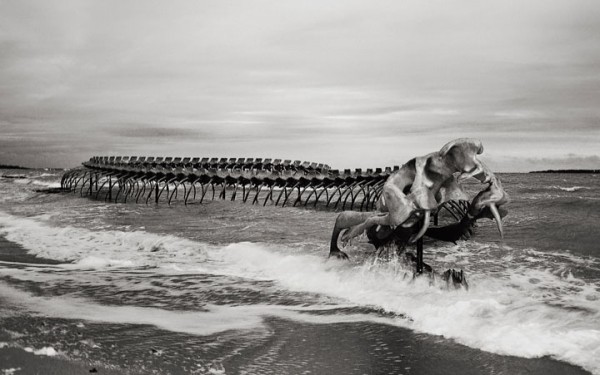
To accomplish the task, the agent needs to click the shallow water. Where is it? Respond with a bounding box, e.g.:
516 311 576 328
0 169 599 374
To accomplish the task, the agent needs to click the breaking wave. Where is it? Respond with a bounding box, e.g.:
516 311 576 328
0 212 599 373
551 185 589 192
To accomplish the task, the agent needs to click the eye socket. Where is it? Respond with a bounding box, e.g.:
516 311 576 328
402 184 412 195
408 210 424 219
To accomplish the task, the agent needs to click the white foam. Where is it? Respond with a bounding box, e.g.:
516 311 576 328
24 346 58 357
207 366 225 375
0 212 599 373
9 178 30 185
0 173 60 192
0 282 394 336
31 180 61 188
552 185 588 192
0 211 209 268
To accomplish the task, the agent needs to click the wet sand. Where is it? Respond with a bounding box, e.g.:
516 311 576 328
0 313 591 375
0 346 123 375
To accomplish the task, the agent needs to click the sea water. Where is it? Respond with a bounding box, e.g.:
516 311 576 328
0 169 598 374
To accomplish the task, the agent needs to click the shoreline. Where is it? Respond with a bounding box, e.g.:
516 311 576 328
0 233 591 375
0 236 62 265
0 312 591 375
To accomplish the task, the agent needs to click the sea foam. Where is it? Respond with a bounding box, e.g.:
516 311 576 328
552 185 588 192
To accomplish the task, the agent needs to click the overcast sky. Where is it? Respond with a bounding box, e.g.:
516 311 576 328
1 0 599 171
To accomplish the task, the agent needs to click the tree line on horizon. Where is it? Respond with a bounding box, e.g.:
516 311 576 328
529 169 599 174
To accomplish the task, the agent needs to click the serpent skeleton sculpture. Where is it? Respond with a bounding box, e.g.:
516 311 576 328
61 138 508 286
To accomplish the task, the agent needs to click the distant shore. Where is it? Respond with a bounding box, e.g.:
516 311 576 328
529 169 599 174
0 164 29 170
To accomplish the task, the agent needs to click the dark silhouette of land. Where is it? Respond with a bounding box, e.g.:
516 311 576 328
530 169 599 174
0 164 29 170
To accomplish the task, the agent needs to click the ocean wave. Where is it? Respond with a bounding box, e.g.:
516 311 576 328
0 212 599 373
2 177 61 189
0 284 395 336
24 346 59 357
551 185 589 192
31 180 61 189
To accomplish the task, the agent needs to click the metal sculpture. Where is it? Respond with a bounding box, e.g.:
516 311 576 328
328 138 509 285
60 138 508 283
61 156 395 209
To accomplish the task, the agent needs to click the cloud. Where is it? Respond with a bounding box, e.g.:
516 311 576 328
105 126 207 139
0 0 599 170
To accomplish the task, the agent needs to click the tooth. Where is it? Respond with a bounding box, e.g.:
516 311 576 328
489 203 504 238
409 210 430 243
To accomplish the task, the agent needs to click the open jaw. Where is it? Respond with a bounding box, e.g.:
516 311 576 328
329 138 509 260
